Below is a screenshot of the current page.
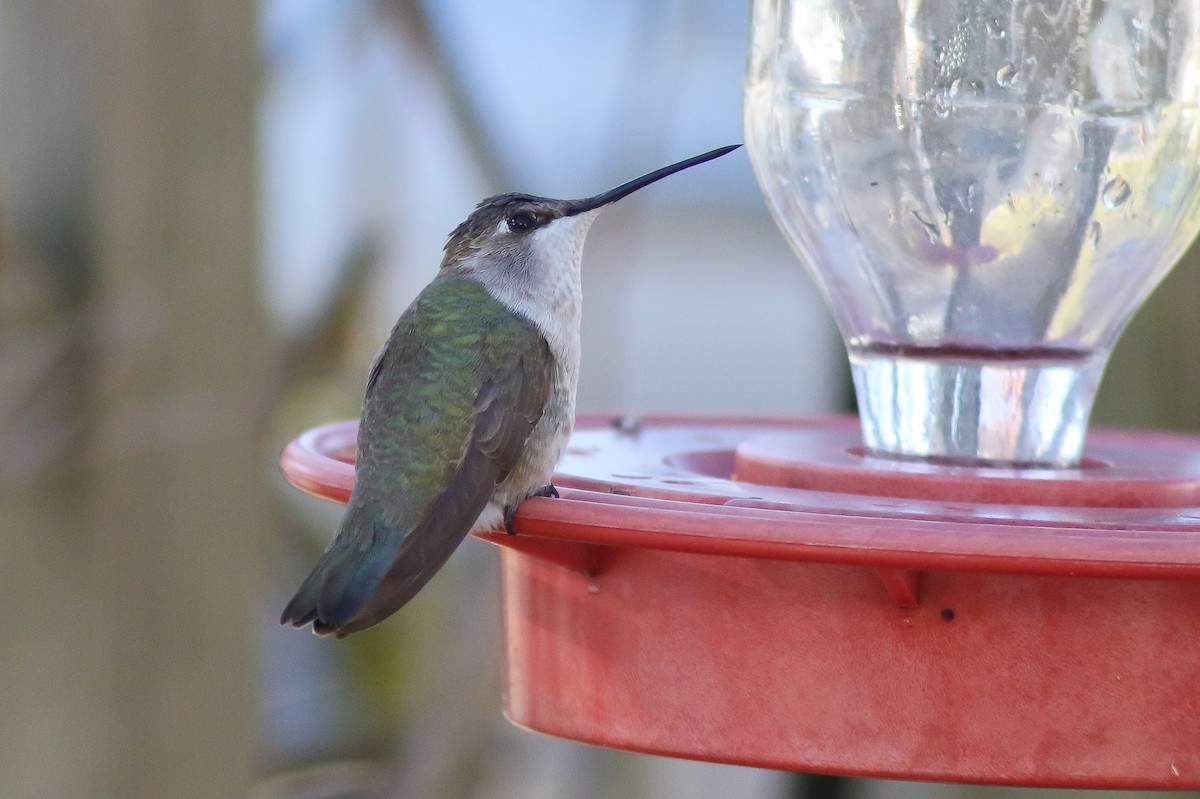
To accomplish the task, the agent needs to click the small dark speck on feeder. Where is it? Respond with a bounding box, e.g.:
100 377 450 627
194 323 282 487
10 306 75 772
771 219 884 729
610 416 643 438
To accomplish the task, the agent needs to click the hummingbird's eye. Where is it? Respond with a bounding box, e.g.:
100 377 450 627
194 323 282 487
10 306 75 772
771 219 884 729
506 211 537 233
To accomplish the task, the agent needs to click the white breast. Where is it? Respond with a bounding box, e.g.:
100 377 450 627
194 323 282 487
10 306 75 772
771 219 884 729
475 209 600 380
466 210 602 526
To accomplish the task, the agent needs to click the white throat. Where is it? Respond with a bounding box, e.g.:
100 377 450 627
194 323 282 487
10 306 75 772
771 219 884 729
475 209 600 363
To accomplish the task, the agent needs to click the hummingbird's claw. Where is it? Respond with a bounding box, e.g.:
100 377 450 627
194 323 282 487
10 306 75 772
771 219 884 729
503 485 560 535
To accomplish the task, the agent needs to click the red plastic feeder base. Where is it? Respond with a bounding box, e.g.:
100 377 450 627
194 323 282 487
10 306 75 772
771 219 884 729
281 416 1200 789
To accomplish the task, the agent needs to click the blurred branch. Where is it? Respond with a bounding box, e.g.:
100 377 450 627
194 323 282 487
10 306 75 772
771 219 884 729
277 234 381 392
377 0 511 191
0 212 91 489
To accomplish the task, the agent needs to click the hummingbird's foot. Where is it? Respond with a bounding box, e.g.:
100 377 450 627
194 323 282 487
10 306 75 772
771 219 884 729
503 485 560 535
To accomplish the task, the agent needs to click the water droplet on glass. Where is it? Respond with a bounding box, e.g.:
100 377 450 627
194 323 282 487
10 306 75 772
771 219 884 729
905 314 939 337
950 78 984 100
954 182 976 213
1102 176 1132 209
893 97 908 131
986 17 1006 38
933 91 952 117
910 209 941 243
996 63 1018 88
1088 221 1102 246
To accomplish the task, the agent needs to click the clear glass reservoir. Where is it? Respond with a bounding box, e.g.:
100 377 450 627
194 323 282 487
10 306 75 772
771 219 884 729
745 0 1200 466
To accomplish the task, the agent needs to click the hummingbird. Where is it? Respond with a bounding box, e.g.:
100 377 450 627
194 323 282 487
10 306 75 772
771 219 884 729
280 144 741 637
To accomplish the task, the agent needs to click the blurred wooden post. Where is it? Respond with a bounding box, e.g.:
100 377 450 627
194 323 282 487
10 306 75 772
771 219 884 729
89 1 271 797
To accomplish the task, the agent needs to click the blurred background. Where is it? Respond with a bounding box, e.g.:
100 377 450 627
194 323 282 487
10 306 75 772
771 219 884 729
2 0 1200 797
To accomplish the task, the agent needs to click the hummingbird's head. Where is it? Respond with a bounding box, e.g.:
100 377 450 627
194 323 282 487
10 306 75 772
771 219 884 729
439 144 743 279
440 193 580 274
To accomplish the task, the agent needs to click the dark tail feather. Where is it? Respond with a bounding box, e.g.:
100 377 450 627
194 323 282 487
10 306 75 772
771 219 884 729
281 458 493 636
279 502 394 635
279 574 323 628
279 551 352 632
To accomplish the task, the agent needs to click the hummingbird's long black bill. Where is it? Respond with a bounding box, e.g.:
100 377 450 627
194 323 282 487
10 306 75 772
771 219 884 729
565 143 742 215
